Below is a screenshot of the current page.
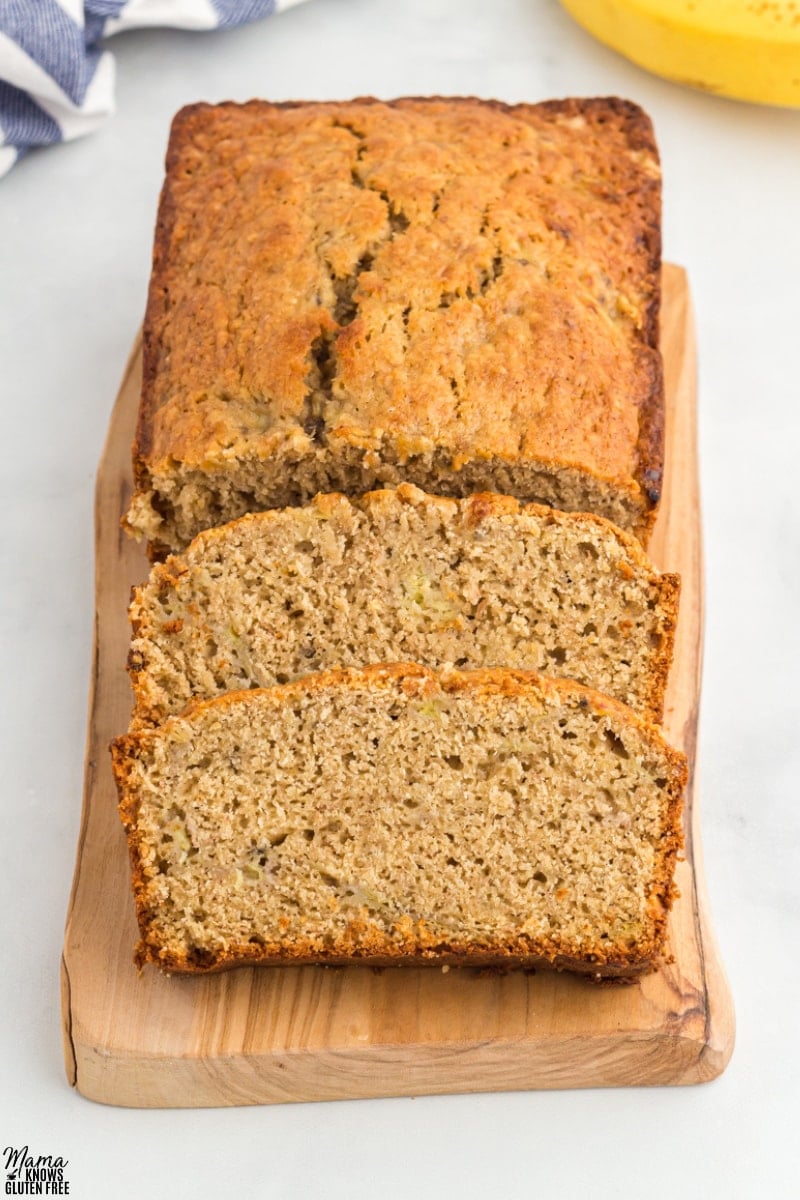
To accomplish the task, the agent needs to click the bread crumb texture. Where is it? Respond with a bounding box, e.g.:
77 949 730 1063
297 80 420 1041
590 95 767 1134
112 665 686 977
127 97 663 552
129 485 679 728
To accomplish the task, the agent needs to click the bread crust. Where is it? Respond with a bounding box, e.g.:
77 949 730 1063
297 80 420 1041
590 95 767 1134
129 95 663 549
112 664 686 979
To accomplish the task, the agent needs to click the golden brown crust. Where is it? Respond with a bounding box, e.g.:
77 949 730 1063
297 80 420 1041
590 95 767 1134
130 937 662 979
644 568 681 720
112 664 686 978
129 95 663 548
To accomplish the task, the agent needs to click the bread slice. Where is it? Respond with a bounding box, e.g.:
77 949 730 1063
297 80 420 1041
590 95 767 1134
127 485 679 729
112 664 686 977
124 96 663 555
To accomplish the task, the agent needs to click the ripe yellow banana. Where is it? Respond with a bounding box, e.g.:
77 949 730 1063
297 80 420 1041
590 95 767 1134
560 1 800 107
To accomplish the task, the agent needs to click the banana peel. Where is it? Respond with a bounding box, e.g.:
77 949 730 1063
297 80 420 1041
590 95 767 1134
560 1 800 108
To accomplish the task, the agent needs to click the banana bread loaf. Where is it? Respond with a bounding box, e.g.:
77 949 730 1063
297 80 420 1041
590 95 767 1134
124 95 663 555
128 485 679 728
112 664 686 977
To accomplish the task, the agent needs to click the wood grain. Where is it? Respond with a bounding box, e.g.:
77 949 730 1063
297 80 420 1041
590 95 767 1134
61 264 734 1107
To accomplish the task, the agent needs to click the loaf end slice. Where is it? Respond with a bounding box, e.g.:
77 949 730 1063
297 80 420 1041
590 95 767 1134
128 485 679 729
112 665 686 977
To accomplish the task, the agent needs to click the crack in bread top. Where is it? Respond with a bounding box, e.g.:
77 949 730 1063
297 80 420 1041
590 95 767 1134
141 97 661 486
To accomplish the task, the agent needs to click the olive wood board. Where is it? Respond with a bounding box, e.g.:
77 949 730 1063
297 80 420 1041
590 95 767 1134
61 263 734 1107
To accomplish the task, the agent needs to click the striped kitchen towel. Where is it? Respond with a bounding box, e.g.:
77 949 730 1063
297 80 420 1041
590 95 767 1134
0 0 308 178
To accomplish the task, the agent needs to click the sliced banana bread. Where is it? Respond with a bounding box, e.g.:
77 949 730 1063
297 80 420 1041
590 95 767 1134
124 96 663 554
112 664 686 977
127 485 679 729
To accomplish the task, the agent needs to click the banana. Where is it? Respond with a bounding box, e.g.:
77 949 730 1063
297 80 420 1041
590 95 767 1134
560 1 800 108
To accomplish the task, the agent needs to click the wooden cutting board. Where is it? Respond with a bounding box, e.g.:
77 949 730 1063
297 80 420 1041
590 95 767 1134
61 263 734 1107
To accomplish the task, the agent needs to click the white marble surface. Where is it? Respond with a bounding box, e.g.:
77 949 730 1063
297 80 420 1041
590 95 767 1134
1 1 799 1195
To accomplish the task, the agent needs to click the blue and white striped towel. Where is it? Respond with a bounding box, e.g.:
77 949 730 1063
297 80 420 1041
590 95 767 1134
0 0 307 178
